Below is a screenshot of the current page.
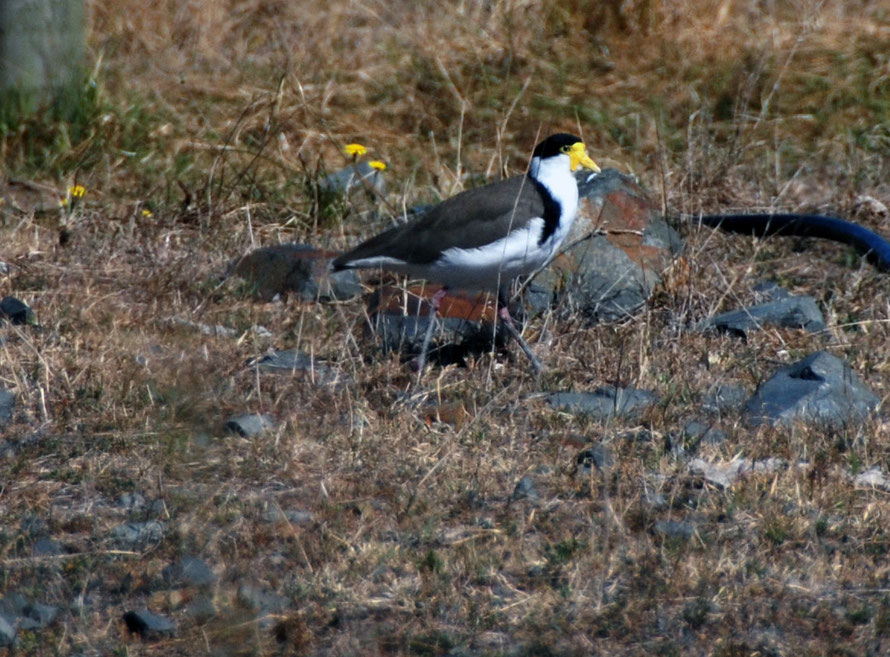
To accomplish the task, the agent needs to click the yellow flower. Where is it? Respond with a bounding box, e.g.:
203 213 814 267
69 185 86 198
59 198 69 207
344 143 367 157
141 209 153 218
368 160 387 171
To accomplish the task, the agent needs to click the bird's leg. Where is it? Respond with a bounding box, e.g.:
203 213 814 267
414 286 448 379
497 289 542 377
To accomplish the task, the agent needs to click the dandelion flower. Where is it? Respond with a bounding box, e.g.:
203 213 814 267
344 143 367 157
142 209 153 218
69 185 86 198
369 160 387 171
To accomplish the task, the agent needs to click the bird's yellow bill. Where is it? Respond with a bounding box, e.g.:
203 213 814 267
569 142 600 172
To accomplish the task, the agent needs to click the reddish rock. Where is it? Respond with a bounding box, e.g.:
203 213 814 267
527 168 682 322
366 285 506 366
369 284 497 322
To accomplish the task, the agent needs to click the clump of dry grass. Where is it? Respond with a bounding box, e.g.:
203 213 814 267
1 1 889 655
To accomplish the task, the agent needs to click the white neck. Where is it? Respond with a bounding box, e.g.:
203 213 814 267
530 152 575 192
529 153 579 235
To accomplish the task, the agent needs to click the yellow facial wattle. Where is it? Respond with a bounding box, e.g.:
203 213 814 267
568 142 600 172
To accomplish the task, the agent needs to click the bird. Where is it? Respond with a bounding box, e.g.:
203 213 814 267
332 133 601 375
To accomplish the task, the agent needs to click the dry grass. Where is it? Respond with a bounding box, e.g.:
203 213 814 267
2 1 890 655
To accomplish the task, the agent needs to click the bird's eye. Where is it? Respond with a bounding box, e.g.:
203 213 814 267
560 145 571 154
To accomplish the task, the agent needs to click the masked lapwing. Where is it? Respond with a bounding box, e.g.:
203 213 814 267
332 133 600 375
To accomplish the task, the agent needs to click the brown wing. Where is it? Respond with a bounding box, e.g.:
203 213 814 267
333 175 545 268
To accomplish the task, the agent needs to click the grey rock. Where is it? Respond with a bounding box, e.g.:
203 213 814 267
147 498 167 515
0 387 13 425
321 161 386 195
575 445 614 476
224 413 275 437
752 280 791 302
682 421 728 446
689 457 799 489
689 458 739 489
0 593 58 631
19 515 47 537
702 295 826 337
653 519 695 540
547 386 658 420
187 596 217 624
110 520 166 545
253 349 316 371
474 631 510 652
233 244 361 302
165 316 238 337
166 318 271 339
744 351 879 426
701 384 748 413
19 602 58 630
263 505 313 526
0 593 29 616
853 467 890 491
528 236 647 321
32 537 63 556
0 296 35 325
163 556 216 589
853 194 889 220
122 609 175 639
0 613 14 647
643 488 668 510
251 350 344 386
118 492 146 510
237 583 288 614
511 475 540 503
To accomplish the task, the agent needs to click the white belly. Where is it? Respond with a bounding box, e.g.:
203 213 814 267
425 217 560 290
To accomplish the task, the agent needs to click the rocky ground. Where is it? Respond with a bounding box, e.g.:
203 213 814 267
2 1 890 655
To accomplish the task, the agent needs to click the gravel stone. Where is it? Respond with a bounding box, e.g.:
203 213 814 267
575 445 614 476
744 351 878 427
0 613 14 647
110 520 166 546
251 349 344 385
0 593 58 631
187 596 217 624
0 296 35 325
682 421 728 446
224 413 276 437
32 537 63 556
237 583 288 614
163 556 217 588
701 384 748 413
118 492 146 510
547 386 658 420
0 387 13 426
702 295 826 336
511 475 540 503
122 609 176 639
654 520 695 540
